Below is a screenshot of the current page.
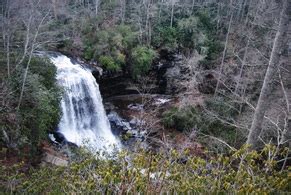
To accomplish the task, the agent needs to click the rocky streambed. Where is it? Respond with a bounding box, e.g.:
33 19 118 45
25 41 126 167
104 94 173 150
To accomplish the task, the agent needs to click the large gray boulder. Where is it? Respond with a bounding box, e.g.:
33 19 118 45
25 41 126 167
42 152 68 167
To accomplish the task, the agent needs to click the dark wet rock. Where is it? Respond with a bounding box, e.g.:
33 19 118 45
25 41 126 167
155 50 190 95
107 111 146 144
107 111 131 135
92 69 102 79
98 75 138 98
48 132 78 148
49 132 66 144
104 102 116 112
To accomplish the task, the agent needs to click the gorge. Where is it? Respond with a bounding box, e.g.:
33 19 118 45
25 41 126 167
1 0 290 193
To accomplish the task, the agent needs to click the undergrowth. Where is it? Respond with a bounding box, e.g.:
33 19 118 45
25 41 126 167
1 145 290 194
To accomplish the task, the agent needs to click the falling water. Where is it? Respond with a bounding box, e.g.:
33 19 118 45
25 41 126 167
50 54 120 151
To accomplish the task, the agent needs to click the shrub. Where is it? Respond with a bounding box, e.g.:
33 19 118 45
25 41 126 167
130 46 156 78
82 25 137 61
116 25 138 50
204 97 239 119
99 55 121 71
1 145 290 194
162 99 244 148
116 52 126 66
8 57 61 154
152 26 178 49
162 107 201 132
178 16 201 49
200 97 244 147
82 24 138 74
203 38 223 61
29 57 59 89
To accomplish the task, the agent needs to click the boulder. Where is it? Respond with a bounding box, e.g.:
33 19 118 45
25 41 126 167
42 152 68 167
41 141 69 167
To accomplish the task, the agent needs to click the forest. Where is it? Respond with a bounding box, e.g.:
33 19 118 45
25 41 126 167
0 0 290 193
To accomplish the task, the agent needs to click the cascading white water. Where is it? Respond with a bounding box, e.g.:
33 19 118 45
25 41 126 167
50 54 120 151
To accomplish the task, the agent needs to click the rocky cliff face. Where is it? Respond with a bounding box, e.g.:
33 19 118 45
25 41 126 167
97 49 193 98
155 50 190 95
63 48 215 99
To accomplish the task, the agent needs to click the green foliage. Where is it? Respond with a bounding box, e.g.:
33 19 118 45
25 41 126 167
99 55 121 71
162 107 201 132
28 58 59 90
116 52 126 66
205 97 239 119
195 10 223 63
1 145 290 193
99 0 118 11
10 57 61 153
152 26 178 49
150 10 221 59
200 98 244 147
162 98 244 148
82 24 137 72
78 6 220 70
130 46 156 78
178 16 202 49
83 25 137 61
116 25 138 50
83 30 109 60
203 38 223 61
196 10 216 34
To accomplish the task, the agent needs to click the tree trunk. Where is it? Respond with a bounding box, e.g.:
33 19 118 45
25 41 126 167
235 38 249 94
17 12 48 110
238 0 249 21
170 0 174 27
3 0 10 78
95 0 99 16
246 0 291 149
214 1 234 96
52 0 58 19
191 0 195 14
6 34 10 78
216 2 220 31
145 0 150 45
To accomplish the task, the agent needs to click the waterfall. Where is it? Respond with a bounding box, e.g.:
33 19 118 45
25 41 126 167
50 54 120 151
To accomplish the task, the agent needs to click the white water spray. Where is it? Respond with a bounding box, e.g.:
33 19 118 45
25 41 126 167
51 54 120 151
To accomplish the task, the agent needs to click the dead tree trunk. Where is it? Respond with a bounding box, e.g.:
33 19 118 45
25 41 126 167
17 12 49 110
191 0 195 14
246 0 291 149
170 0 175 27
95 0 99 17
52 0 58 19
214 0 234 96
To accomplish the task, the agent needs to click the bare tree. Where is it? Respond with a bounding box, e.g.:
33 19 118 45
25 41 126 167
170 0 175 27
95 0 100 16
214 0 234 96
4 0 11 79
246 0 291 149
16 1 52 109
